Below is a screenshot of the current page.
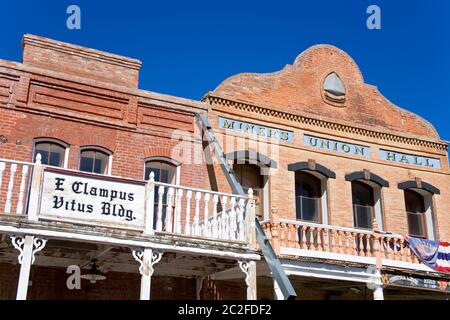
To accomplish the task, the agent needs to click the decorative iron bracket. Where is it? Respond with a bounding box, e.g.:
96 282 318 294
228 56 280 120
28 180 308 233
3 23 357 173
238 260 251 287
10 235 47 265
131 248 163 276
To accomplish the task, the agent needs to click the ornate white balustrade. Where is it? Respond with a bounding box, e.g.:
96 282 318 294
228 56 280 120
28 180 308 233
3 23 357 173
0 156 255 245
151 179 252 242
0 156 258 301
0 158 34 216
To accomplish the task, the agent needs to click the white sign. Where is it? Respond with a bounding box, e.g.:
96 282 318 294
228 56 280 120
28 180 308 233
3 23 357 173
40 169 146 229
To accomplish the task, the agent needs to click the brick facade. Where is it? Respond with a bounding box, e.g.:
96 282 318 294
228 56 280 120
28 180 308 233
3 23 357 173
205 44 450 240
0 35 448 300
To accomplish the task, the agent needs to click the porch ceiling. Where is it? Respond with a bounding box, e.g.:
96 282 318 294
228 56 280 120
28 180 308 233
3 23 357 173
0 237 244 278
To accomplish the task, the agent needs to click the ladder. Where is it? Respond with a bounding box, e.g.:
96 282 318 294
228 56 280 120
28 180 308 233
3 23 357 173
196 113 297 300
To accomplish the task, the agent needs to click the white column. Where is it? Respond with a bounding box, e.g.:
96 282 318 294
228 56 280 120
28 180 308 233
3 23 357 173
238 260 257 300
144 172 155 235
367 268 384 300
28 154 44 222
10 235 47 300
373 283 384 300
273 279 284 300
132 248 163 300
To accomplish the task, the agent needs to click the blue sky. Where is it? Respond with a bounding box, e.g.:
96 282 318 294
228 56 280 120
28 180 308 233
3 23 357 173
1 1 449 141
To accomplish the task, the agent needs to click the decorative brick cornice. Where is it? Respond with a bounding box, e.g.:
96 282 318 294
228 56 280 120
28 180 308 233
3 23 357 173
22 34 142 70
204 95 448 152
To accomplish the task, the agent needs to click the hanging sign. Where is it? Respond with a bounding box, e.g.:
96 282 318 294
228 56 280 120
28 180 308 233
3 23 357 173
383 274 450 293
39 168 146 230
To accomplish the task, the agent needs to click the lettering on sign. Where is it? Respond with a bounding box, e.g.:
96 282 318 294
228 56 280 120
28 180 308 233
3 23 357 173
40 169 146 229
379 149 441 169
218 117 293 142
304 135 370 158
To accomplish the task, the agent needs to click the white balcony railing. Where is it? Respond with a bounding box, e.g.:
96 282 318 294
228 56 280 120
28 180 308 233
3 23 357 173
0 158 34 216
0 156 256 246
151 180 250 241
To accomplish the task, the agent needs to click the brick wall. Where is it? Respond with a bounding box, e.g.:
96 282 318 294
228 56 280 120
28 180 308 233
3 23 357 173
22 34 142 88
0 35 211 192
0 34 448 300
205 44 450 241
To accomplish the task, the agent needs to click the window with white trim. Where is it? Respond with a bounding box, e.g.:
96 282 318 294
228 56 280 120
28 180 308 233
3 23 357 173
144 158 180 232
295 171 322 223
33 139 68 167
79 147 111 175
144 160 177 184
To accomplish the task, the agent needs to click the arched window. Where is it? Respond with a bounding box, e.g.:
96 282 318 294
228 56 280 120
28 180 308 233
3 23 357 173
79 147 111 175
398 179 439 240
144 159 177 184
404 190 428 238
288 160 335 224
351 181 375 229
33 139 68 167
346 170 387 230
295 171 322 223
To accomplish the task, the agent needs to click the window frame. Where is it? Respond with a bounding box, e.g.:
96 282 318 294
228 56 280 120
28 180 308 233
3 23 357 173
351 180 375 230
404 189 430 239
32 138 69 168
232 161 269 221
295 171 323 224
79 146 113 175
143 157 180 185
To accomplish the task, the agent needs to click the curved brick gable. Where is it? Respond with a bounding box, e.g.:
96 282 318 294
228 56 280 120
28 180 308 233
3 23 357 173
211 45 440 141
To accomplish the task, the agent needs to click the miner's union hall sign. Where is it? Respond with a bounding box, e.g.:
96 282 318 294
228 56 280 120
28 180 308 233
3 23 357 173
39 168 146 229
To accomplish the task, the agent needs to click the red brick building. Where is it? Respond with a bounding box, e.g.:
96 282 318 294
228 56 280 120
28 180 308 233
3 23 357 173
0 34 448 300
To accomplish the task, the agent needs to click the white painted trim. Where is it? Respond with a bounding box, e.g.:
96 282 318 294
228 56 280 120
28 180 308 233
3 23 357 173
423 194 435 240
143 157 181 167
0 225 261 260
32 138 70 168
107 154 113 176
280 247 433 274
154 181 246 199
63 147 69 169
176 165 181 186
280 247 376 265
273 279 284 300
381 258 435 272
79 146 113 176
15 235 34 300
320 176 329 225
0 158 36 167
280 259 380 284
373 187 384 231
143 157 181 185
263 174 269 221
